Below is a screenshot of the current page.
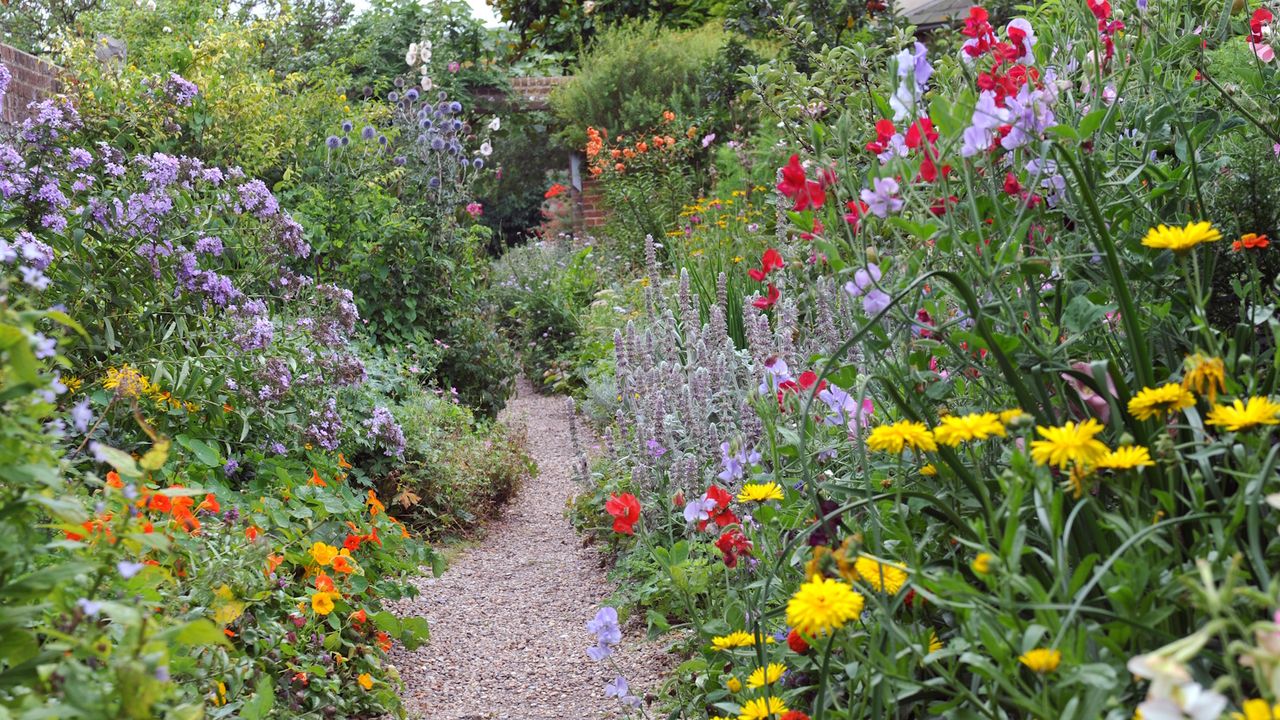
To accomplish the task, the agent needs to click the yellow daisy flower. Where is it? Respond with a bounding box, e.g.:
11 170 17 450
866 420 937 453
63 376 83 394
746 662 787 689
919 463 938 476
1206 396 1280 432
998 408 1026 424
738 696 788 720
1141 221 1222 253
737 482 784 503
1018 647 1062 673
1182 353 1226 403
928 630 944 653
1029 419 1109 468
725 676 742 693
786 575 864 636
103 365 154 399
1232 699 1280 720
1127 383 1195 421
1093 445 1153 471
971 552 993 575
711 631 756 651
853 555 909 594
933 412 1007 446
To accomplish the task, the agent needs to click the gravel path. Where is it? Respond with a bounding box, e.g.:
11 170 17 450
390 378 670 720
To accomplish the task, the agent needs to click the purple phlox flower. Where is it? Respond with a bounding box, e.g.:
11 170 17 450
77 598 103 616
860 177 903 218
165 73 199 106
364 406 406 458
117 560 145 579
646 438 667 458
70 399 93 433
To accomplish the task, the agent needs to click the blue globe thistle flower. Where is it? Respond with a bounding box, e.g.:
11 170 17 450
419 119 432 129
448 145 460 156
394 76 405 88
437 91 448 101
417 108 429 120
378 135 388 145
451 119 463 132
361 126 376 140
430 137 446 151
473 158 484 169
325 135 340 148
341 120 353 133
406 89 419 101
449 101 462 113
388 91 399 102
394 155 407 166
340 136 350 146
429 177 441 188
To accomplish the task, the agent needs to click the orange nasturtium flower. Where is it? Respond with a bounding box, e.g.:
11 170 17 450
331 555 355 574
265 553 284 577
308 468 327 487
106 471 123 489
310 542 339 566
376 631 392 652
245 525 262 542
367 490 385 516
1233 232 1271 251
358 673 374 690
349 609 367 625
314 571 337 593
197 493 220 513
311 592 337 615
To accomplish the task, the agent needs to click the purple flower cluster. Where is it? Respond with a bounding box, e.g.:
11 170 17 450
254 358 293 403
717 441 761 483
844 263 891 315
164 73 199 106
586 606 621 661
1 231 55 290
363 406 406 457
303 397 344 451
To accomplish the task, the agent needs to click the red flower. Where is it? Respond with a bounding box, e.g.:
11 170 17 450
544 183 567 199
747 248 784 281
1233 233 1270 251
715 529 753 568
929 195 958 216
780 712 812 720
844 200 869 232
605 493 641 534
752 284 780 310
698 486 738 531
1250 8 1274 41
1002 172 1022 195
343 533 364 551
800 216 824 240
865 119 896 154
776 155 827 211
787 628 810 654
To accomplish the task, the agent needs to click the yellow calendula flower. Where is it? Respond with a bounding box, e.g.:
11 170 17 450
866 420 937 453
309 542 339 566
1232 699 1280 720
1029 419 1109 468
63 376 83 394
853 555 909 594
928 630 944 653
746 662 786 689
1127 383 1195 421
971 552 993 575
357 672 373 690
724 676 742 692
1094 445 1153 471
1206 396 1280 432
103 365 154 399
919 463 938 476
1141 221 1222 253
933 412 1006 446
786 575 864 636
737 482 784 503
311 592 336 615
738 696 788 720
1018 647 1062 673
711 631 756 650
1182 353 1226 403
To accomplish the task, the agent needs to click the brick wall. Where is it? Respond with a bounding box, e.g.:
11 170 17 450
1 44 62 125
577 176 608 232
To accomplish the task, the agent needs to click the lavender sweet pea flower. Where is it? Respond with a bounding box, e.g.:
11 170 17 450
117 560 145 579
587 606 621 646
587 642 613 661
604 676 641 707
758 356 793 395
860 177 903 218
844 263 882 298
683 495 718 525
817 385 860 426
863 289 893 315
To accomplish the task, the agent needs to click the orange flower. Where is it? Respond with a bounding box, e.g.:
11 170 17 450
173 507 200 533
367 490 385 516
292 671 308 686
314 571 337 593
308 469 327 487
338 452 352 469
223 628 237 638
265 553 284 577
590 166 603 177
106 471 123 489
141 521 154 534
349 609 367 625
636 142 648 153
614 163 625 172
358 673 373 690
376 631 392 652
662 110 675 122
365 525 382 547
343 533 363 551
147 493 172 513
331 555 355 574
222 403 234 413
622 148 635 159
197 493 220 513
610 148 622 159
245 525 262 542
1233 233 1270 251
664 135 675 146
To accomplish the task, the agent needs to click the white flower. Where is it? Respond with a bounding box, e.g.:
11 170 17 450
162 25 172 32
406 43 418 67
146 0 156 9
583 0 596 13
488 117 501 131
479 141 493 157
421 75 434 91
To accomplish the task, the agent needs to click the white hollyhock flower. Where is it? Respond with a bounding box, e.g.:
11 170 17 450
421 75 434 91
488 117 501 131
479 141 492 157
406 42 418 67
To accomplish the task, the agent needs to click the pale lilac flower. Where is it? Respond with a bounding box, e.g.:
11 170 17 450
683 495 718 525
117 560 145 579
646 438 667 458
604 676 641 707
860 177 903 218
71 399 93 433
77 598 103 616
701 133 716 147
843 263 882 298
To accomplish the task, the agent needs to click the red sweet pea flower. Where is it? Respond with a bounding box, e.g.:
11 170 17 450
1003 172 1022 195
865 119 896 154
715 528 753 568
787 628 810 654
844 200 869 231
1250 8 1274 41
752 284 780 310
800 216 824 240
748 248 785 281
777 155 827 211
929 195 958 216
605 493 641 534
698 486 738 531
544 183 567 199
780 711 812 720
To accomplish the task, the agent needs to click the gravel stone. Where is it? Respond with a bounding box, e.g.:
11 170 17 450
389 378 672 719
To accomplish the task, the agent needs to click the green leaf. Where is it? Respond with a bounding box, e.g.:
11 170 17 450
240 677 275 720
93 444 142 479
1078 108 1107 140
399 617 431 651
1062 295 1116 334
176 435 221 467
166 619 232 648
